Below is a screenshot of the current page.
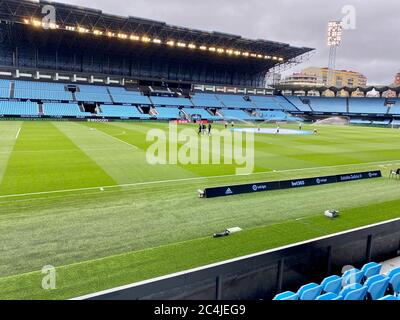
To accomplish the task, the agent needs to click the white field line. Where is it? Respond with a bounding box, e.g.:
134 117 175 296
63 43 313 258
15 128 21 140
0 159 397 200
95 129 139 150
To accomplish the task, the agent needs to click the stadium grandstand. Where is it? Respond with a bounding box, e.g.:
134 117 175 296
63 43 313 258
0 0 399 125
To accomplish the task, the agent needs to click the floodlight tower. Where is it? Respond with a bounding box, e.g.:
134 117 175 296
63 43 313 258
327 21 343 86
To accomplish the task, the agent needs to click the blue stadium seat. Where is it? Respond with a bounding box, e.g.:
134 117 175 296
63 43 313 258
273 291 299 300
344 286 368 301
340 283 362 296
389 273 400 297
387 267 400 279
365 275 390 300
361 262 382 280
342 268 364 285
297 283 322 300
321 275 342 295
379 295 399 301
316 293 342 300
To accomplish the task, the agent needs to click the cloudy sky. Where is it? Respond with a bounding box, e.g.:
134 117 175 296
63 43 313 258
56 0 399 85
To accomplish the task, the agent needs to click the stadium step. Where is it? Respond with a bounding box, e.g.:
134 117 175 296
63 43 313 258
9 80 15 99
107 88 115 104
38 103 44 115
281 95 301 112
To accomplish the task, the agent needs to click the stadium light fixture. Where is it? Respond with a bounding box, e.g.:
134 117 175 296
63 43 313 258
32 20 42 27
20 18 283 62
327 21 342 46
117 33 128 39
78 27 89 33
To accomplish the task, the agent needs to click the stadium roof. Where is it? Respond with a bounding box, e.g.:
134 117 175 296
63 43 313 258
0 0 313 62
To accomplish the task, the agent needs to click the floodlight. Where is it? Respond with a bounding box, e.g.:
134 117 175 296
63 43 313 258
327 21 342 46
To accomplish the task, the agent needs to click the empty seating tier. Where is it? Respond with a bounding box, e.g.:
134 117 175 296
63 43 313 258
75 85 112 103
154 107 182 119
349 98 387 114
150 96 193 107
0 101 38 116
191 93 224 108
183 108 220 120
42 103 91 117
221 109 254 120
99 105 150 118
216 94 253 108
108 87 152 105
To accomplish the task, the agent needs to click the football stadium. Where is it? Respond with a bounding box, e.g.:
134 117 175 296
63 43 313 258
0 0 400 306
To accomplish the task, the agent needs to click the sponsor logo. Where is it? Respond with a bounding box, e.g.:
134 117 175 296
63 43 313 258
291 180 305 187
252 184 267 192
340 174 362 181
368 172 379 178
225 188 233 195
316 178 328 184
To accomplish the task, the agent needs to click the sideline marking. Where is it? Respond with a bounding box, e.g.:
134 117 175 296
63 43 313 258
15 128 21 140
0 159 395 200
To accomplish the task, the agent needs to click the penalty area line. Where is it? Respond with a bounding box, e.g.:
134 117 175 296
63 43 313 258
0 159 397 200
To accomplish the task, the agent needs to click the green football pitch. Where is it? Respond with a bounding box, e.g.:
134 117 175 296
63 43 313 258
1 120 400 299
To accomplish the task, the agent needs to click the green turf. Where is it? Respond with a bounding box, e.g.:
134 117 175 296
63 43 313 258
1 120 400 299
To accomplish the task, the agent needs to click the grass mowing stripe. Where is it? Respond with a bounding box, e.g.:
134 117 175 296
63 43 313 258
0 122 21 186
0 158 397 200
0 122 117 196
0 198 399 300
